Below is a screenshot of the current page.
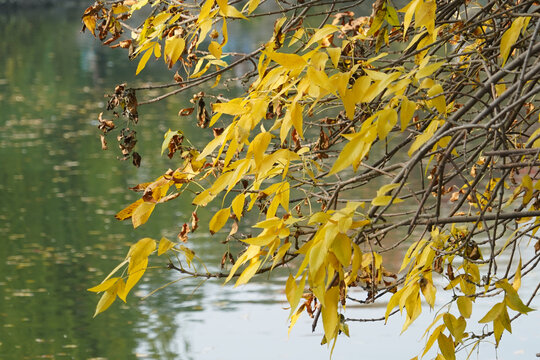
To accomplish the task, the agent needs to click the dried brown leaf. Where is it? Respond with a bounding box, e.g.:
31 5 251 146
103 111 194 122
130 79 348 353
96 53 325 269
191 211 199 232
178 223 189 243
179 108 194 116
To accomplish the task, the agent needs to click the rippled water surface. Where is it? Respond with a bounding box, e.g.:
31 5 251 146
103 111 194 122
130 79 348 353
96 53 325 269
0 4 539 360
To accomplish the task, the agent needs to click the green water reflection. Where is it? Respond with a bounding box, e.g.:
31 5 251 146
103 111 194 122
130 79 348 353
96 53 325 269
0 6 202 359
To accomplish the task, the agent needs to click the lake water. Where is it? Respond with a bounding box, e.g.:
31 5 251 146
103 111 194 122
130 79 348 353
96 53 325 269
1 4 539 360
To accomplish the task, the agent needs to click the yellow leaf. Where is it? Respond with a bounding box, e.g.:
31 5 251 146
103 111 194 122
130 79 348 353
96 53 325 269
246 0 259 14
198 0 215 22
128 237 156 264
376 108 398 140
289 27 305 47
93 278 124 317
267 50 307 70
322 286 340 341
164 36 185 68
115 199 144 220
241 234 276 246
401 0 420 38
415 0 436 35
131 202 156 228
216 0 247 18
478 302 504 323
304 24 339 49
457 296 472 318
152 12 172 26
309 238 327 277
327 47 341 68
212 99 245 115
120 258 147 301
290 103 304 139
328 134 363 175
513 258 522 291
272 242 291 269
422 324 445 357
342 89 356 120
249 131 272 168
500 17 528 66
371 195 403 206
496 279 534 314
231 193 245 219
82 15 97 35
208 41 222 59
377 183 401 197
136 47 154 75
416 61 444 80
279 181 290 212
288 305 305 336
420 279 436 308
158 237 176 255
437 333 456 360
331 233 352 267
253 217 282 228
88 277 122 293
408 119 441 156
427 84 447 114
209 207 231 234
235 258 261 286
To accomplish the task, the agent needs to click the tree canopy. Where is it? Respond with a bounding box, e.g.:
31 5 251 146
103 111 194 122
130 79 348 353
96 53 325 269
84 0 540 358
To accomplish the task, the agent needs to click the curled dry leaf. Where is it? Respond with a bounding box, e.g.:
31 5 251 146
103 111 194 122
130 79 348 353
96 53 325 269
174 72 184 83
100 134 108 150
191 211 199 232
98 112 115 133
178 223 190 243
132 152 141 168
167 134 184 159
213 128 224 138
118 40 132 49
123 88 138 123
291 128 301 151
318 128 330 150
228 217 239 237
196 97 210 128
129 182 151 192
179 107 194 116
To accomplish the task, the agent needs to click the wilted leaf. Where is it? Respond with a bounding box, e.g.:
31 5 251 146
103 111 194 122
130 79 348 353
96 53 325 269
191 211 199 232
100 134 108 150
132 152 141 167
178 108 194 116
178 223 190 242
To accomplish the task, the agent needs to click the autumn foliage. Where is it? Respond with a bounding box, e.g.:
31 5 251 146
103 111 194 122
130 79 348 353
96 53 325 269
85 0 540 358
